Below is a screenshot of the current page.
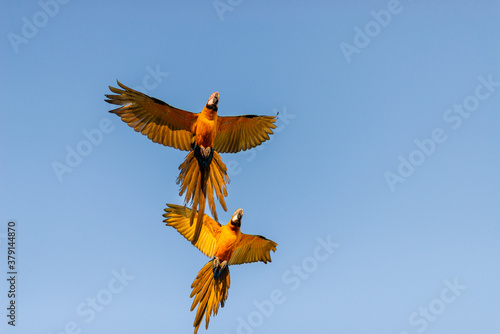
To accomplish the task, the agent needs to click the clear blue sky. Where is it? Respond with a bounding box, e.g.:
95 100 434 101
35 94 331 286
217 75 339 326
1 1 499 333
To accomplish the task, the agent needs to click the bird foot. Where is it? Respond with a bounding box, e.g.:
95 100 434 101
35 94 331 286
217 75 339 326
219 260 228 272
212 256 228 279
199 146 213 160
212 256 219 270
194 145 214 168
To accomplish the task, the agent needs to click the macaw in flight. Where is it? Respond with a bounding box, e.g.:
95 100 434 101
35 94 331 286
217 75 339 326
163 204 277 334
106 82 277 244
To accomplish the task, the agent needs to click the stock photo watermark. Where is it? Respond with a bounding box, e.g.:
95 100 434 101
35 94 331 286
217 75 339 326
131 65 169 92
51 65 169 183
7 0 72 54
339 0 406 64
47 268 134 334
5 221 17 327
226 106 296 177
384 73 500 192
224 235 340 334
398 277 466 334
213 0 243 21
52 118 115 182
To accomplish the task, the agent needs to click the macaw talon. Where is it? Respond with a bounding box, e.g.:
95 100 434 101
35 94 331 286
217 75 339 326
212 257 228 279
194 144 214 168
212 256 220 271
199 146 213 160
219 260 228 273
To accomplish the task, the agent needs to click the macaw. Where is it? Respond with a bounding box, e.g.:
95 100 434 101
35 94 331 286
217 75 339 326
163 204 277 334
106 82 277 244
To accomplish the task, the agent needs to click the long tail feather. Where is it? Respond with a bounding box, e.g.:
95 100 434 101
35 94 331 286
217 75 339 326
191 261 231 334
193 168 207 244
177 150 230 244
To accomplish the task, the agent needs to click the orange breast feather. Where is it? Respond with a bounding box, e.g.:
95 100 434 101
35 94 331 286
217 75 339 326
213 226 239 262
195 117 217 148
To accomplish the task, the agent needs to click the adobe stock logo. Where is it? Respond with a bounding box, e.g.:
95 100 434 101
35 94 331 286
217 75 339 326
52 118 115 182
384 73 500 192
340 0 404 64
398 277 466 334
212 0 243 21
131 65 169 92
225 235 340 334
51 64 169 183
48 268 135 334
7 0 72 54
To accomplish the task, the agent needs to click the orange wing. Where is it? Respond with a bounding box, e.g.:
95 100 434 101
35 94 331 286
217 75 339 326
229 234 277 265
105 81 197 151
163 204 222 257
213 114 278 153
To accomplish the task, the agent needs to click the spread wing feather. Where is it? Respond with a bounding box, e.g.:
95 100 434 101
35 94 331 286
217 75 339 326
163 204 221 257
229 234 277 265
105 81 197 150
214 115 278 153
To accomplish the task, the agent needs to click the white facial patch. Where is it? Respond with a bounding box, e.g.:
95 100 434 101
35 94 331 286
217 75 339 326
231 209 243 223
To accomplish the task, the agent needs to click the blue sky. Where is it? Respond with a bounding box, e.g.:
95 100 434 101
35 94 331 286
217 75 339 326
1 1 499 333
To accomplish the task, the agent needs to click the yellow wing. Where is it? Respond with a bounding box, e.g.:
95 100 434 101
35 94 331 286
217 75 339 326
213 114 278 153
229 234 277 265
105 81 197 151
163 204 221 257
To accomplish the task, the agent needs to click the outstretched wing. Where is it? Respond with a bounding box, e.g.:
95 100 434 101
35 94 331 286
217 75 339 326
229 234 277 265
163 204 221 257
213 115 277 153
105 81 197 151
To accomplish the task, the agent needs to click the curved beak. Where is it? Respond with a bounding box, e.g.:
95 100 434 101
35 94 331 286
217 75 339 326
231 208 243 226
207 92 219 109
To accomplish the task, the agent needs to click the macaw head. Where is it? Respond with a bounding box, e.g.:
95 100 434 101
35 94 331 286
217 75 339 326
206 92 219 111
231 208 243 227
